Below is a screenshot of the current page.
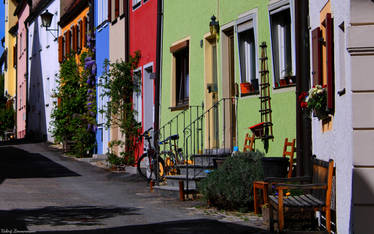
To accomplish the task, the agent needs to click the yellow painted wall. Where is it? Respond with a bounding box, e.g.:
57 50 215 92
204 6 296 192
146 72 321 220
4 0 17 98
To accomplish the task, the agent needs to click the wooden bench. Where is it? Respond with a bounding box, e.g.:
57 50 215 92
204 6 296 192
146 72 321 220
268 156 334 233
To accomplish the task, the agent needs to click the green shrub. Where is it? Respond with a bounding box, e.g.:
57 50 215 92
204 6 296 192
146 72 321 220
198 151 264 211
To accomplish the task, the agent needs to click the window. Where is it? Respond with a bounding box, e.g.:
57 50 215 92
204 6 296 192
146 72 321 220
133 70 142 123
13 45 17 67
237 16 258 94
270 8 294 88
70 28 73 52
175 48 189 105
19 33 22 54
97 0 108 25
77 23 81 51
133 0 141 9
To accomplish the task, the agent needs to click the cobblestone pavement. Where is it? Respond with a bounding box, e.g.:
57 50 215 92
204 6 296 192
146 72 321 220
0 143 270 233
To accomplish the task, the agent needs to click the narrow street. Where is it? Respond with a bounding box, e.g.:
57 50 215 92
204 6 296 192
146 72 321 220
0 143 268 233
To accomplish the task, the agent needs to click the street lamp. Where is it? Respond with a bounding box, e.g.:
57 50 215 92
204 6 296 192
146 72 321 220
40 10 58 39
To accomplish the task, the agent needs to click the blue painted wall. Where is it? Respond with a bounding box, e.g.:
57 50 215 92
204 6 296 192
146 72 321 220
95 0 110 154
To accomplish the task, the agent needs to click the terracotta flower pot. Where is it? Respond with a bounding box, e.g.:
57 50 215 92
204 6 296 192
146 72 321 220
240 82 252 94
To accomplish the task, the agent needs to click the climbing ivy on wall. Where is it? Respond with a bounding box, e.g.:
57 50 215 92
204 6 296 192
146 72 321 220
99 51 141 165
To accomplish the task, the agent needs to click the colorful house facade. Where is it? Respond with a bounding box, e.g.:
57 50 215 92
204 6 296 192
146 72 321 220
95 0 110 154
26 0 60 141
309 0 374 232
14 0 30 139
3 0 17 105
108 0 127 154
160 0 297 156
129 0 158 158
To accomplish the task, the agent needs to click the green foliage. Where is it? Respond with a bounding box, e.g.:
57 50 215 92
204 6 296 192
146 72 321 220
51 52 97 157
107 152 127 166
198 151 264 211
99 52 141 165
0 73 15 137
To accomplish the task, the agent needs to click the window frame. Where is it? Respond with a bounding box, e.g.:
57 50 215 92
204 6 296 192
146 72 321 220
236 12 259 96
133 68 142 124
268 0 296 89
170 39 190 110
132 0 142 10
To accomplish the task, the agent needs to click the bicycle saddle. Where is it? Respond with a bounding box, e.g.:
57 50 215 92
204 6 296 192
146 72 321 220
167 134 179 140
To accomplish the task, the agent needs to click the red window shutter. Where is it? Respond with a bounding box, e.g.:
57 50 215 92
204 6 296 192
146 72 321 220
311 27 322 86
325 13 334 111
115 0 119 18
58 36 63 63
79 21 83 49
108 0 112 22
83 17 87 47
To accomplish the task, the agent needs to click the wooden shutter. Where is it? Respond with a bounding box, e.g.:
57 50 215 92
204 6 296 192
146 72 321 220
108 0 112 22
79 21 83 50
72 26 77 52
64 32 68 57
115 0 119 18
312 27 322 86
123 0 127 17
13 45 17 67
67 30 71 55
325 13 334 111
83 16 87 47
58 36 63 63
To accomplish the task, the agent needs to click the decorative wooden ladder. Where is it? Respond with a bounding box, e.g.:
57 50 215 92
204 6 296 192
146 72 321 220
259 42 273 140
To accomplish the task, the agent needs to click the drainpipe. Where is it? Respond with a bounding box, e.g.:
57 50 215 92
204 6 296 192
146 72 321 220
25 20 28 140
154 0 163 146
295 0 312 176
125 0 129 62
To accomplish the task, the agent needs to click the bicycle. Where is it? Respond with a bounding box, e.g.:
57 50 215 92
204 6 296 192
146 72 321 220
159 134 185 175
136 127 165 181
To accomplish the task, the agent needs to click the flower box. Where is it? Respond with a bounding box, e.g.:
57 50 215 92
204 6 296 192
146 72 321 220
249 122 265 137
240 82 252 94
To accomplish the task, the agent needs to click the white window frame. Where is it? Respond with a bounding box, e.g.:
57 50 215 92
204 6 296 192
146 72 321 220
236 12 259 85
268 0 296 88
132 0 142 10
133 68 142 124
97 0 108 26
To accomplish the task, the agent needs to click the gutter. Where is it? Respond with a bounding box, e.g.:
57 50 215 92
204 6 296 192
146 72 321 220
125 0 129 62
154 0 163 144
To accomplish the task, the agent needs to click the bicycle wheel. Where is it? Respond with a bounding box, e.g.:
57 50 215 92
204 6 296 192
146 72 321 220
137 153 165 181
137 153 152 180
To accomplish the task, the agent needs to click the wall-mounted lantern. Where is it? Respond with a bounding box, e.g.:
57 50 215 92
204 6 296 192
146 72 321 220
41 10 58 39
209 15 220 37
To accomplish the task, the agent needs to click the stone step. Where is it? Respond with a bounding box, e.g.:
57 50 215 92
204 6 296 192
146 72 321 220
153 185 198 198
177 165 214 177
191 154 229 167
165 174 206 188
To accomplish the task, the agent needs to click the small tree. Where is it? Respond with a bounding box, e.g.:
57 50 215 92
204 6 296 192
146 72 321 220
99 52 141 165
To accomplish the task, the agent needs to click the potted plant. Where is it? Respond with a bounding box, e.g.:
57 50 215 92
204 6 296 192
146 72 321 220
299 85 329 120
240 82 252 94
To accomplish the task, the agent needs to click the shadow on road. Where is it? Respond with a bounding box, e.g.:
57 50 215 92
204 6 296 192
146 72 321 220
0 205 140 231
0 146 80 184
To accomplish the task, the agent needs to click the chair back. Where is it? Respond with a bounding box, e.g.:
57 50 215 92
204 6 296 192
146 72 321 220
282 138 296 178
243 133 255 152
311 156 334 206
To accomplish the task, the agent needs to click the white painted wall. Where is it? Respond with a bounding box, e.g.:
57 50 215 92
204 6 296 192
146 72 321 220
28 0 60 142
309 0 352 233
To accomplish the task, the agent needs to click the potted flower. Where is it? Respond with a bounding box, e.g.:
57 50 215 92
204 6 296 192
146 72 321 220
240 82 252 94
299 85 329 120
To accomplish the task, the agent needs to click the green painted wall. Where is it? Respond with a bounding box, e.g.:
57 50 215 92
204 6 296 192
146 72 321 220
160 0 296 156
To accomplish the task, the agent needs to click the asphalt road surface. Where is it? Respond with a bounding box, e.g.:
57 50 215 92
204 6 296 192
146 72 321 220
0 143 269 234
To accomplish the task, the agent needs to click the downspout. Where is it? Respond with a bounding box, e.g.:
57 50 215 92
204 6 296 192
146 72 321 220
125 0 129 62
154 0 163 146
295 0 312 176
25 20 29 140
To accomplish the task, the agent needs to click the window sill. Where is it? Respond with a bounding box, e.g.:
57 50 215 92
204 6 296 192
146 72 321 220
273 83 296 90
241 91 259 98
169 103 189 111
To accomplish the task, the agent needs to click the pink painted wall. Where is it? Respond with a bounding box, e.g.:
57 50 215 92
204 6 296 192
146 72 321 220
16 3 29 139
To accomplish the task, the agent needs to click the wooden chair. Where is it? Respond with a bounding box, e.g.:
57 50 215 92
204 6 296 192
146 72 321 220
268 156 334 233
243 133 255 152
253 138 296 214
283 138 296 178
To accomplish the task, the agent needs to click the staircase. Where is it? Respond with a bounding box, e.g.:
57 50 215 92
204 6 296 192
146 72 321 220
153 98 237 198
